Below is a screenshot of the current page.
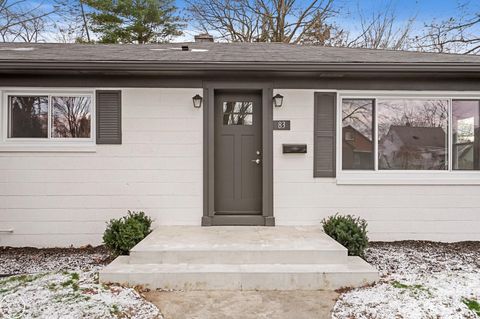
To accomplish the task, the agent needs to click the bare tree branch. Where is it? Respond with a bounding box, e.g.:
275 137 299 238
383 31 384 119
341 1 416 50
415 6 480 55
187 0 337 43
0 0 64 42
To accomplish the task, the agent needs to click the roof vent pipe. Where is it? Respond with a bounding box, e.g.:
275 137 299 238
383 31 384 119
194 33 214 43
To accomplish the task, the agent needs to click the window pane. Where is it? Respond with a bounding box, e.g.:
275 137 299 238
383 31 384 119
342 99 374 169
378 99 448 170
52 96 92 138
8 96 48 138
223 101 253 125
223 101 253 113
452 100 480 170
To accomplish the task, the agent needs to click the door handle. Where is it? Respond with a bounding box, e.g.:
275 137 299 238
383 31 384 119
251 159 261 165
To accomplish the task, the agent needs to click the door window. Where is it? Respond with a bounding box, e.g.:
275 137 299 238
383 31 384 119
222 101 253 125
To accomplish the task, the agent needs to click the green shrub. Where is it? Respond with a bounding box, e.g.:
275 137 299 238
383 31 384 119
322 214 369 258
103 211 153 255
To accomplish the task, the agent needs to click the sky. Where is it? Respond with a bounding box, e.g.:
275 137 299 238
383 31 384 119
174 0 466 18
16 0 480 42
33 0 476 24
178 0 478 41
322 0 472 28
346 0 460 19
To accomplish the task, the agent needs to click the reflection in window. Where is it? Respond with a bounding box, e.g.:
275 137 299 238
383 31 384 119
52 96 92 138
8 96 48 138
223 102 253 125
342 99 374 170
452 100 480 170
377 99 448 170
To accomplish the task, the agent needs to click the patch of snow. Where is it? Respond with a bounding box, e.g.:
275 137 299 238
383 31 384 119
333 242 480 319
0 269 161 319
0 47 34 51
0 247 160 318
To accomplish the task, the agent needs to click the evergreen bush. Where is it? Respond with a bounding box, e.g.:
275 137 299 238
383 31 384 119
103 211 153 255
322 214 369 258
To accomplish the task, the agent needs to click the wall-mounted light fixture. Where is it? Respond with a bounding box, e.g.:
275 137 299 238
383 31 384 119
192 94 203 108
273 94 284 107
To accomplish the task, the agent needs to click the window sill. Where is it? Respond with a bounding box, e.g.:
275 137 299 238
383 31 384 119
0 144 96 153
336 172 480 185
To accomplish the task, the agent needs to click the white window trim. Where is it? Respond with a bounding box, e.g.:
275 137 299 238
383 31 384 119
336 90 480 185
0 89 96 152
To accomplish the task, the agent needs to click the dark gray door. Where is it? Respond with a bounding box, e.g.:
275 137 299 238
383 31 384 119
214 92 263 215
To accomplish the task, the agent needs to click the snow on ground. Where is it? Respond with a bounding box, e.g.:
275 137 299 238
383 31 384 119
0 246 161 319
333 241 480 319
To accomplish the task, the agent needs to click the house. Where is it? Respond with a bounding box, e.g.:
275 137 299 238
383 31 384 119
378 124 447 170
342 125 374 170
1 40 480 248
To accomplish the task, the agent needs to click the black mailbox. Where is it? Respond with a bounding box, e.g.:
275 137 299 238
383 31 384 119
282 144 307 154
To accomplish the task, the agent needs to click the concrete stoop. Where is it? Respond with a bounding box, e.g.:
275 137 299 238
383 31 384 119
99 226 378 290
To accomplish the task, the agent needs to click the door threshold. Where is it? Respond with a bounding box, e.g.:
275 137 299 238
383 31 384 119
202 215 275 226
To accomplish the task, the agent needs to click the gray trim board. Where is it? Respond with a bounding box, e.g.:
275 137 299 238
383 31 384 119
202 86 214 226
202 81 274 226
4 61 480 73
3 74 480 91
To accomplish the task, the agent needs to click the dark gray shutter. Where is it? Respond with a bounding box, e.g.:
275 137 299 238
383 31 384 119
314 92 336 177
96 90 122 144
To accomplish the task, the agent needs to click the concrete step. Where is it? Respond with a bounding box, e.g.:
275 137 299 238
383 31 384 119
99 256 378 291
129 249 347 265
129 226 348 264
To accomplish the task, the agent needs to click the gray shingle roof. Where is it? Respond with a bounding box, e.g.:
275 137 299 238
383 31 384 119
1 42 480 64
389 126 446 148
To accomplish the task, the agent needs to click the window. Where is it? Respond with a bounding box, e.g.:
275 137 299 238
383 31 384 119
340 95 480 177
8 96 48 138
5 93 92 140
223 101 253 125
452 100 480 170
377 99 448 170
52 96 91 138
342 99 374 170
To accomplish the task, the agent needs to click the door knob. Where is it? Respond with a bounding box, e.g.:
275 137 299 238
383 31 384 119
251 159 261 165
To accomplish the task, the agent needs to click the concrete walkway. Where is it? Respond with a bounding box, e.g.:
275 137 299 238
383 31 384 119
145 290 339 319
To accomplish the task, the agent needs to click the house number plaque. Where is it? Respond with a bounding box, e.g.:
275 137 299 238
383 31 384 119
273 120 291 130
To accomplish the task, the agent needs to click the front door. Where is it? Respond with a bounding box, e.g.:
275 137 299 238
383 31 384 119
214 92 263 216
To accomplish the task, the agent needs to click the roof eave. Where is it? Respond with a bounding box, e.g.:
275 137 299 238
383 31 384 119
1 61 480 73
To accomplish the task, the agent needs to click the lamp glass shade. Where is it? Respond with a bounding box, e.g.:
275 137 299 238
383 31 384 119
192 94 203 108
273 94 284 107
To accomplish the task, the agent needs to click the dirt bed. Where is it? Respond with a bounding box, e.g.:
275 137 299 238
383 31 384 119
0 245 112 275
367 241 480 275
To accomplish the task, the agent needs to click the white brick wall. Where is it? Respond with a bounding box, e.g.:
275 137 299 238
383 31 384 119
0 88 203 247
273 89 480 242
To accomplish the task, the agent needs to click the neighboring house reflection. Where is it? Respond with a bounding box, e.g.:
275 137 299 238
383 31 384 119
456 144 474 169
379 123 447 170
342 125 374 169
